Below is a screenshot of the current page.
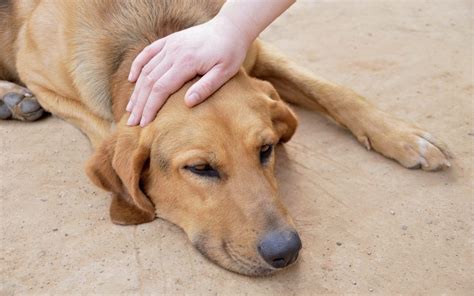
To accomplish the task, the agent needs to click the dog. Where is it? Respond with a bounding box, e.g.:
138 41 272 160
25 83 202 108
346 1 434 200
0 0 451 276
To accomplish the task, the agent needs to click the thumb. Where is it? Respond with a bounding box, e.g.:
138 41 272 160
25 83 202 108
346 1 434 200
185 66 235 107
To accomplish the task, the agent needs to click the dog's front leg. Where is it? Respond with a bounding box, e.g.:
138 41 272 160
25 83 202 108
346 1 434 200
248 41 451 170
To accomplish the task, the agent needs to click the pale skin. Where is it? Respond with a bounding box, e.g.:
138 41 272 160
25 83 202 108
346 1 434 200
127 0 296 127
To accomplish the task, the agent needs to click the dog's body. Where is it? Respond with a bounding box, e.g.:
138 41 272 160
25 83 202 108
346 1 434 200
0 0 451 276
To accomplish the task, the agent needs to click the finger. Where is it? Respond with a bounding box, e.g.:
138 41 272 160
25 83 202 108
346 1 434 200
126 97 134 112
127 74 152 125
127 77 141 112
141 50 166 77
185 66 234 107
127 72 147 112
128 62 173 126
126 51 166 112
128 77 157 126
128 38 166 82
140 66 195 126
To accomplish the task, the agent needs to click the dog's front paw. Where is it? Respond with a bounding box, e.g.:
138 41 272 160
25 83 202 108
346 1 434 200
0 91 44 121
356 114 452 171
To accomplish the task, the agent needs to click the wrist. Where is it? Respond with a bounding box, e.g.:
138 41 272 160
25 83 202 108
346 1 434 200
209 13 256 49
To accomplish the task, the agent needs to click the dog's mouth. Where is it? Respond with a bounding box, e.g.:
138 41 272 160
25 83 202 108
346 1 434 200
223 241 275 276
193 236 276 276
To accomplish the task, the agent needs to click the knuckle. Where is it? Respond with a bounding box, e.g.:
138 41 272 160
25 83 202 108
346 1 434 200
142 64 153 75
142 64 152 75
224 69 234 78
142 45 152 56
219 67 235 79
169 44 181 55
150 40 160 48
198 80 214 95
144 74 155 85
179 53 195 65
152 81 167 93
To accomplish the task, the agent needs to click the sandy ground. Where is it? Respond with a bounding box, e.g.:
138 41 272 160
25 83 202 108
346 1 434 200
1 0 472 294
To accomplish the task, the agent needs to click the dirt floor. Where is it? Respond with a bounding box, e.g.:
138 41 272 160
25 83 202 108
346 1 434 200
1 0 472 294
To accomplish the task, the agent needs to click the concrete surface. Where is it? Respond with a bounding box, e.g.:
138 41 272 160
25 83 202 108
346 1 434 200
1 0 472 294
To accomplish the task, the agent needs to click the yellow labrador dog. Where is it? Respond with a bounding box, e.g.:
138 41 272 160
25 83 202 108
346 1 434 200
0 0 451 276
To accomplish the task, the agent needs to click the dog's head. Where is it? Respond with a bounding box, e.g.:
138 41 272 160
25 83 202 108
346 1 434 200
86 71 300 276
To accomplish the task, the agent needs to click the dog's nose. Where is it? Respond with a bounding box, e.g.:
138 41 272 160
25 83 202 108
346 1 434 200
258 230 302 268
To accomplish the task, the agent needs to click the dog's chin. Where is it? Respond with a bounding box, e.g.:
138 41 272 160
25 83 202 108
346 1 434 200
192 237 276 276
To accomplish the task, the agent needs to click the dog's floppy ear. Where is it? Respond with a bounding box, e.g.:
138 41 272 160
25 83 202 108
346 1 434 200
271 99 298 143
86 127 155 225
254 78 298 142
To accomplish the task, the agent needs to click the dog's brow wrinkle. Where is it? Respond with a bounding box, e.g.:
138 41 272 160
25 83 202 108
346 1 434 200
157 155 169 171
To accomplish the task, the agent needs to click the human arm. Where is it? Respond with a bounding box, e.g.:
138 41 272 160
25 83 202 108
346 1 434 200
127 0 296 126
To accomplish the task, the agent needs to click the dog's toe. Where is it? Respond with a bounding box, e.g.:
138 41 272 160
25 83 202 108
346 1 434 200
1 92 44 121
400 134 451 171
0 100 12 119
356 112 452 171
3 92 23 106
373 129 451 171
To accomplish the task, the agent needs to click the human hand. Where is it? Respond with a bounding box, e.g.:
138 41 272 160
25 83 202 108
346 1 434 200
126 17 252 126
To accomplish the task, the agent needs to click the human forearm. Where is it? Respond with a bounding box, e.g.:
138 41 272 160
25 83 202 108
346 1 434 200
214 0 296 46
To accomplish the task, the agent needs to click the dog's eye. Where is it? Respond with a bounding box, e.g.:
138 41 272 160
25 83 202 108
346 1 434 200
184 164 220 178
260 144 273 164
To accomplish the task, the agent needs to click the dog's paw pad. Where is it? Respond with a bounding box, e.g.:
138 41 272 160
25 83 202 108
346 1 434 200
1 92 44 121
0 100 12 119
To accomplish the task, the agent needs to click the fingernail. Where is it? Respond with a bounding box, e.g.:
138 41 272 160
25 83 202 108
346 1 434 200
127 113 135 125
128 72 133 81
140 116 148 127
187 93 200 106
126 101 133 112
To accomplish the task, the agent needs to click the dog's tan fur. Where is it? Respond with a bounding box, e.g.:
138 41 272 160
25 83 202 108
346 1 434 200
0 0 451 275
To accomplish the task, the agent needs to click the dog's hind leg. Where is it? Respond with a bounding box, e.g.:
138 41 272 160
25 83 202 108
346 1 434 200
0 0 43 121
0 80 45 121
248 41 452 171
